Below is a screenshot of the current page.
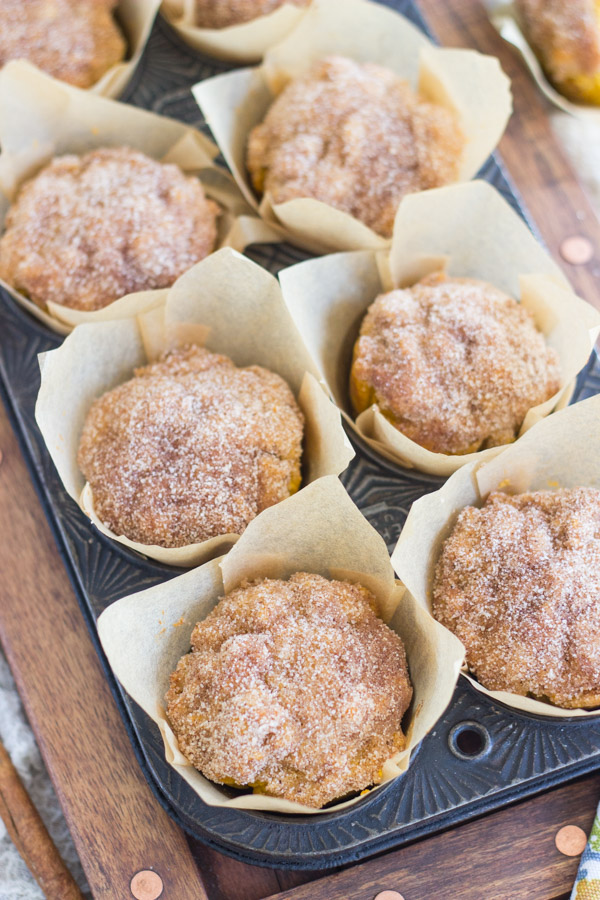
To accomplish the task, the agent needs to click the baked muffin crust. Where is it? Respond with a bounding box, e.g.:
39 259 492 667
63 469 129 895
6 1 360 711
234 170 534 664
194 0 307 28
166 573 412 807
247 56 465 238
0 0 126 88
433 488 600 709
516 0 600 103
350 272 561 455
0 147 219 312
77 345 304 547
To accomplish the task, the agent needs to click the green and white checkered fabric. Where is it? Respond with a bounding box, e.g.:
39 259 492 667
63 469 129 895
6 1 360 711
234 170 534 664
572 811 600 900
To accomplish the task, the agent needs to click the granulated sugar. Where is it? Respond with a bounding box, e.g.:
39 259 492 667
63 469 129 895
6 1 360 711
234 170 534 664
433 487 600 708
0 0 125 88
77 346 304 547
166 573 412 808
350 272 561 454
0 148 219 311
247 56 465 238
194 0 307 28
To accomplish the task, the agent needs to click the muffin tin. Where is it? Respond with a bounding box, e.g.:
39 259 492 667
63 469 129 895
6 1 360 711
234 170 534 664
2 0 600 871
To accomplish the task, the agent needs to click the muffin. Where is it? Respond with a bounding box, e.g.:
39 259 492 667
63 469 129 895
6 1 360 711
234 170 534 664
166 572 413 807
0 0 126 89
515 0 600 104
77 345 304 547
0 147 219 312
349 271 561 455
247 55 465 239
194 0 307 28
433 487 600 709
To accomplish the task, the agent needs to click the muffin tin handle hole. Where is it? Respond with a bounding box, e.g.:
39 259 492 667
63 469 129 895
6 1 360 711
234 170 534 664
448 721 491 760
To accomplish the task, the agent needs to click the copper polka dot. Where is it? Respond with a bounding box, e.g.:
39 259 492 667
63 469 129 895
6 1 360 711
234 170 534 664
374 892 406 900
560 236 594 265
130 870 164 900
555 825 587 857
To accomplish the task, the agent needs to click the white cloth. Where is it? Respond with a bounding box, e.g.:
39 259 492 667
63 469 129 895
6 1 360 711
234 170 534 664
0 649 90 899
551 112 600 219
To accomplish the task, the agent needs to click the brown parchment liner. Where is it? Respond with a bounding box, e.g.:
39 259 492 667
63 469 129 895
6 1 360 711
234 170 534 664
97 475 465 813
392 394 600 719
192 0 513 256
160 0 308 63
278 180 600 476
0 60 255 335
34 248 354 568
483 0 600 118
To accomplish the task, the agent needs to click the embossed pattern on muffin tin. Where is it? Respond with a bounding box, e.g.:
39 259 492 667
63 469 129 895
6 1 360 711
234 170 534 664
1 0 600 870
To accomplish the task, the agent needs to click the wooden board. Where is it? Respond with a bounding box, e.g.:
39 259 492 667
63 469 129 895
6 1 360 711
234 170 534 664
1 1 600 898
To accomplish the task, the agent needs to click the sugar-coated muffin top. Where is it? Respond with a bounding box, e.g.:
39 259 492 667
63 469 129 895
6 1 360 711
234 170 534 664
77 345 304 547
247 56 464 238
433 487 600 709
0 147 219 312
350 272 561 455
167 572 412 807
194 0 307 29
0 0 126 88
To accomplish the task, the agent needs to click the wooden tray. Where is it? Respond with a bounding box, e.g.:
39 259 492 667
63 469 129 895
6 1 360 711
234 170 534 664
4 4 597 897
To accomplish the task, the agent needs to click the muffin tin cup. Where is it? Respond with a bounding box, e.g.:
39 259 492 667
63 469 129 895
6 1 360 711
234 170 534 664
161 0 308 63
192 0 513 256
0 61 255 335
97 474 465 814
278 180 600 475
391 393 600 719
34 248 354 567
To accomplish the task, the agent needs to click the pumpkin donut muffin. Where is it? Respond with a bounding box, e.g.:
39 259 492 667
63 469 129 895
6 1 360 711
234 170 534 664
0 0 126 88
246 55 465 238
516 0 600 104
433 487 600 709
194 0 307 28
77 345 304 548
166 572 413 807
350 271 561 455
0 147 219 312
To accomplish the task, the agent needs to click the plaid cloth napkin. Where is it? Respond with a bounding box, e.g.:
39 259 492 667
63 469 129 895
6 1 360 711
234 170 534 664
572 812 600 899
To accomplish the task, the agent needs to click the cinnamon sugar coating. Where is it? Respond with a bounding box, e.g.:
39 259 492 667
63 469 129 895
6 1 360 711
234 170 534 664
0 0 126 88
77 346 304 548
0 148 219 312
194 0 307 28
247 56 465 238
516 0 600 103
433 488 600 709
166 573 412 807
350 272 561 455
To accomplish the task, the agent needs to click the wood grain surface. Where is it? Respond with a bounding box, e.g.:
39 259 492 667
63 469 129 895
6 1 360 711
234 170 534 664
264 774 600 900
419 0 600 313
0 411 209 898
1 1 600 899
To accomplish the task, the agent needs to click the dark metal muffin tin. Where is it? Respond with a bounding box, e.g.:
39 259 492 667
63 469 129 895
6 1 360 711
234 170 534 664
2 0 600 871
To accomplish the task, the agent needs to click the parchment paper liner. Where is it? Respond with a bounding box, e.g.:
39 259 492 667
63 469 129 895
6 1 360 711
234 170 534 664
392 394 600 719
35 248 354 568
97 475 464 813
483 0 600 118
161 0 307 63
278 180 600 476
192 0 513 256
0 60 255 336
85 0 161 98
